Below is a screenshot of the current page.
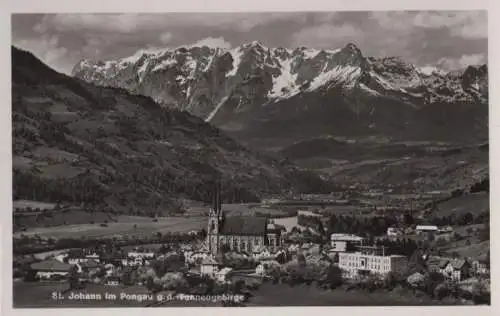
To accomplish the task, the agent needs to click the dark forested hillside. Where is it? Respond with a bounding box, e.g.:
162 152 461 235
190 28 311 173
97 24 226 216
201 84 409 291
12 46 329 216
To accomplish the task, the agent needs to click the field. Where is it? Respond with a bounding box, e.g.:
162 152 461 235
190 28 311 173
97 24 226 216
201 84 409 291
274 216 298 232
435 192 489 217
185 202 290 217
246 282 449 306
13 200 56 211
13 216 206 239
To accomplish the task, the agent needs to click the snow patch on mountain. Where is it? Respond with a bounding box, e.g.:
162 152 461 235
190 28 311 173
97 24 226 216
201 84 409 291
227 47 243 77
137 61 151 82
268 57 300 100
359 83 381 96
370 71 397 91
302 48 320 59
307 65 361 91
152 58 177 72
71 41 488 122
419 65 446 76
206 96 229 122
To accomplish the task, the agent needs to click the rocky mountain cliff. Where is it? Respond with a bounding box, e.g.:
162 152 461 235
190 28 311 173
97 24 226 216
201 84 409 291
72 41 488 144
12 46 330 216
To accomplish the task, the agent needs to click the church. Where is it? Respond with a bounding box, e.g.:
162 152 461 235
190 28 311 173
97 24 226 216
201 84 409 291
206 183 285 255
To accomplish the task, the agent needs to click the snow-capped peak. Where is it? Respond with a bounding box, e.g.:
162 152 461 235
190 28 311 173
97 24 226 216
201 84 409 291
72 41 488 123
418 65 446 76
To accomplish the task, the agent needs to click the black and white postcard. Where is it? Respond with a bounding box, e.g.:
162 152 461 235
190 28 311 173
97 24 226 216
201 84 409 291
1 0 496 314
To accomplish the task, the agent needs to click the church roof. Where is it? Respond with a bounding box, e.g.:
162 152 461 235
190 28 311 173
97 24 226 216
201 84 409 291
220 216 267 236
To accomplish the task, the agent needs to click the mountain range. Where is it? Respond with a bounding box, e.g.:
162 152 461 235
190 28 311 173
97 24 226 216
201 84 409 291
72 41 488 146
12 46 330 217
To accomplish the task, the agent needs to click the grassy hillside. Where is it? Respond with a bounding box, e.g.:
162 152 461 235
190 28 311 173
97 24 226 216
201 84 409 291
11 46 330 217
278 138 488 193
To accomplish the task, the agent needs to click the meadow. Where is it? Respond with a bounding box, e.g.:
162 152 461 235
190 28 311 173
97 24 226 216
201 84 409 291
13 216 206 239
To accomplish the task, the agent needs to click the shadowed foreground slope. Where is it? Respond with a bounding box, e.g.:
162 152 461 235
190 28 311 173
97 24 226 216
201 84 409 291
12 46 329 216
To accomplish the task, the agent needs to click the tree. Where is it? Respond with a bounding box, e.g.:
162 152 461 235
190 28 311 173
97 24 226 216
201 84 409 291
383 271 399 290
324 264 343 289
146 276 156 292
220 244 231 254
122 269 134 286
406 250 426 275
471 281 490 304
484 250 490 269
68 265 79 289
231 280 245 294
425 272 445 297
434 282 450 300
276 251 287 264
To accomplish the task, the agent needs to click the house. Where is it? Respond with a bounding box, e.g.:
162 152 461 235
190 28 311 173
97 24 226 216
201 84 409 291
440 259 470 281
77 260 101 275
387 227 402 237
206 183 284 254
439 226 453 233
31 259 74 280
424 256 444 273
416 225 438 234
330 234 365 252
103 263 118 276
471 260 489 276
85 252 101 263
53 253 68 263
105 276 121 286
185 251 210 265
200 257 220 277
66 249 88 265
338 246 408 279
128 248 155 259
435 232 453 242
215 267 233 283
252 247 272 260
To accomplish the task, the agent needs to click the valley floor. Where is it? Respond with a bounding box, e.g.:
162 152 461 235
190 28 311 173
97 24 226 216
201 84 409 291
14 216 206 239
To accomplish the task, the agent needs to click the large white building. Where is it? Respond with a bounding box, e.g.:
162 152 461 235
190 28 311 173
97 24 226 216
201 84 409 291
338 246 408 279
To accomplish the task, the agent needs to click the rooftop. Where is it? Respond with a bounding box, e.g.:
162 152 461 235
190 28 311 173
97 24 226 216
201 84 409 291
201 257 219 266
330 233 365 241
31 259 73 272
220 216 267 236
416 225 438 230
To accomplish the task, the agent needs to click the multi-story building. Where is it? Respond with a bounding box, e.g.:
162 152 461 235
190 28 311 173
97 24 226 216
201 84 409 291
330 233 365 252
338 246 408 279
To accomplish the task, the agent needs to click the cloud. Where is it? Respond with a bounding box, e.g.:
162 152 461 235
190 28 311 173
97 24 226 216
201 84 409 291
437 53 486 70
11 12 488 74
371 11 487 39
291 23 363 48
189 37 232 50
34 13 305 34
13 35 70 73
159 32 173 44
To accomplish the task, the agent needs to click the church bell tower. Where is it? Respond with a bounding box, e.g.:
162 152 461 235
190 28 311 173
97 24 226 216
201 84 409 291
207 181 222 254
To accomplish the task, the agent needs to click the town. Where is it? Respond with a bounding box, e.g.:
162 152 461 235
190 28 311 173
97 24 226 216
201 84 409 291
13 185 490 307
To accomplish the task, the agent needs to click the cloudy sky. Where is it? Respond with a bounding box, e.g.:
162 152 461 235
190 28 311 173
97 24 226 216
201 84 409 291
11 11 487 75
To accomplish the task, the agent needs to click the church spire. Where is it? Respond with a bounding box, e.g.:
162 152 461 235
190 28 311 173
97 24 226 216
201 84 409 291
211 180 222 215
